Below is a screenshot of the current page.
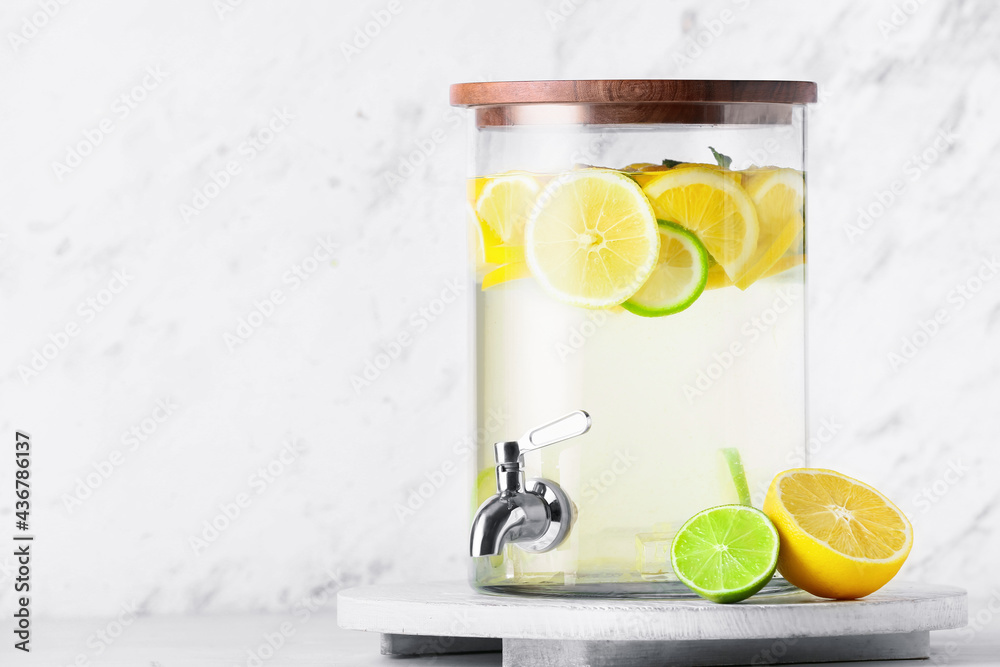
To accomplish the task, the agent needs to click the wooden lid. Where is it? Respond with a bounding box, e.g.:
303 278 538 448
450 79 817 107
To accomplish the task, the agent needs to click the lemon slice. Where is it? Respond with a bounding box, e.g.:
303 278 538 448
763 468 913 600
705 253 805 290
484 245 525 265
525 170 660 308
622 162 665 172
482 262 531 290
631 163 742 190
469 178 502 243
733 168 804 290
738 166 781 187
704 262 730 291
623 221 708 317
475 173 541 246
641 167 759 280
680 164 743 185
468 202 487 273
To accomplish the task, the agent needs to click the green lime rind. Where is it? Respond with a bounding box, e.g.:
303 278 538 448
670 504 779 604
721 447 752 506
622 220 709 317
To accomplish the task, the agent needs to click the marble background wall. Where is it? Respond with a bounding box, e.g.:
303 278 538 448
1 0 998 617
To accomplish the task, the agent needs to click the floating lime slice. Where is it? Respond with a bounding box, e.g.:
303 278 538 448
622 220 708 317
670 504 779 603
721 447 752 506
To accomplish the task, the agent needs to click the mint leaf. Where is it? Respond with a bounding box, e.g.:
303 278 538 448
661 158 685 168
709 146 732 170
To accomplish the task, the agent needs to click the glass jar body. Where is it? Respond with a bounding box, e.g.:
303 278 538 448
467 103 808 596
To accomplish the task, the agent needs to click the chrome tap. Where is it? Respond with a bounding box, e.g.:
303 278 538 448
469 411 590 557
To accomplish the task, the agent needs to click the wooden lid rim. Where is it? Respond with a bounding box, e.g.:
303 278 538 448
450 80 818 107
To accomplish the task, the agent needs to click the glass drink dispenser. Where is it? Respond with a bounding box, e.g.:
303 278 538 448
451 80 817 596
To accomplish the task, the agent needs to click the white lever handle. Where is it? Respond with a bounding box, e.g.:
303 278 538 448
519 411 591 452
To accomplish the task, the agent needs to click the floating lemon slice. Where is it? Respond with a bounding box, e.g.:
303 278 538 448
622 162 666 172
468 202 487 273
641 167 759 281
763 469 913 600
631 163 742 189
705 253 805 290
525 170 660 308
482 262 531 290
475 173 541 246
470 177 531 290
733 168 804 290
484 245 525 265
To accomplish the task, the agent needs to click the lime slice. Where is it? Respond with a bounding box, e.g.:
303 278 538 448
721 448 752 506
623 221 708 317
670 505 779 603
475 467 497 508
525 170 660 308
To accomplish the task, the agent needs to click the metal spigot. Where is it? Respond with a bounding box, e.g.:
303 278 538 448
469 411 591 557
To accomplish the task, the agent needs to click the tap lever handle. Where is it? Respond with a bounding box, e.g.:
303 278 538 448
519 410 591 452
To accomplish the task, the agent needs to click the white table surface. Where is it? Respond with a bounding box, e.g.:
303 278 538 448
337 581 967 641
23 614 999 666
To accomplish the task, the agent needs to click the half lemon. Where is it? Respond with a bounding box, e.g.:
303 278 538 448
763 468 913 600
